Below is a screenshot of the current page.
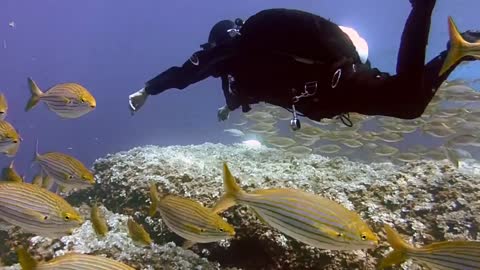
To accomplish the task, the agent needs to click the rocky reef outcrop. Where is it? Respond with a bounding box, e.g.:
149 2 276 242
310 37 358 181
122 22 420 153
1 142 479 269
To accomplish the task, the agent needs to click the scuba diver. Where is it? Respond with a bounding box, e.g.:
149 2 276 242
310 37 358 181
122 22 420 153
128 0 480 130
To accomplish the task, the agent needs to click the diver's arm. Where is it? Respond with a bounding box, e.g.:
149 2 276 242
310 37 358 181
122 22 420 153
144 50 213 95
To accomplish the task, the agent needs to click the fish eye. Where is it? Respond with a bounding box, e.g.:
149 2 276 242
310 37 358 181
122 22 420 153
80 98 86 103
200 228 206 232
12 139 18 144
43 215 49 220
361 233 367 240
219 228 224 232
64 214 71 221
337 233 343 237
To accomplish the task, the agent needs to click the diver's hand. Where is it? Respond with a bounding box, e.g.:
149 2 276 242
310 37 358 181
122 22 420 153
129 88 148 115
217 105 230 121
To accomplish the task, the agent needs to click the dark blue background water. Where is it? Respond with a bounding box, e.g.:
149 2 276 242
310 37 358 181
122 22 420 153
1 0 479 180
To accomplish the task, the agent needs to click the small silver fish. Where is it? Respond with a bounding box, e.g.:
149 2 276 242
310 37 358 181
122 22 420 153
224 129 245 137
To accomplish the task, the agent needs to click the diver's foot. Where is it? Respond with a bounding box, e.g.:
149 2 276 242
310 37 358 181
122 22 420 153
446 31 480 61
462 30 480 43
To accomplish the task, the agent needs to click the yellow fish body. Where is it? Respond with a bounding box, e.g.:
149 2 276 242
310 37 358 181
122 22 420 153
213 163 378 250
0 120 20 157
90 204 109 237
127 218 152 246
35 148 95 190
17 247 135 270
149 183 235 246
379 224 480 269
0 182 83 238
0 93 8 120
25 77 96 119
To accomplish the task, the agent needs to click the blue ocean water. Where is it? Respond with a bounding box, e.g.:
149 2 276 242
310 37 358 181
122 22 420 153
0 0 479 180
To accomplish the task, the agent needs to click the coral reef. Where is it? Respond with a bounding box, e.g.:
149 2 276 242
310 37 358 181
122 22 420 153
1 142 479 269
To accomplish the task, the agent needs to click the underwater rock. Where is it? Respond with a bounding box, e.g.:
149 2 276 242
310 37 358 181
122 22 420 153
2 142 479 269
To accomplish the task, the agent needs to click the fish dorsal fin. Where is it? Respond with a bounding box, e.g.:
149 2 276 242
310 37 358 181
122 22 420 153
16 246 38 270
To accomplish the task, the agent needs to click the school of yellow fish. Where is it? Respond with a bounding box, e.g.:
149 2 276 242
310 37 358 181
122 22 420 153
0 16 479 270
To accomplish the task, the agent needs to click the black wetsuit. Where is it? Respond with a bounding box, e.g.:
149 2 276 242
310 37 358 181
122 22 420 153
144 1 455 121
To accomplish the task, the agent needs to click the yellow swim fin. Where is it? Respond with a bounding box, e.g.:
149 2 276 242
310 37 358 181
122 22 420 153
439 16 480 76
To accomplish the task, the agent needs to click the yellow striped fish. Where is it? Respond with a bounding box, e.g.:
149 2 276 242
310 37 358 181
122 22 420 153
127 218 152 246
91 203 109 237
379 224 480 270
440 17 480 76
0 93 7 120
213 163 378 250
25 77 96 119
1 160 23 183
0 120 20 157
0 182 83 238
149 182 235 246
17 247 135 270
35 146 95 190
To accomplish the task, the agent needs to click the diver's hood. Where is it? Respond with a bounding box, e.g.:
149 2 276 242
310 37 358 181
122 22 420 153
201 20 235 50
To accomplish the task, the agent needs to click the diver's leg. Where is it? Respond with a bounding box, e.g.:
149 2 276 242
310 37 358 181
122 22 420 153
396 0 436 78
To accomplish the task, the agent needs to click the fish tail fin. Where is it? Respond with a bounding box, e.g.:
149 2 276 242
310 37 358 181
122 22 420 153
17 246 38 270
377 224 411 269
149 182 161 217
439 16 480 76
26 78 43 111
212 162 244 214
